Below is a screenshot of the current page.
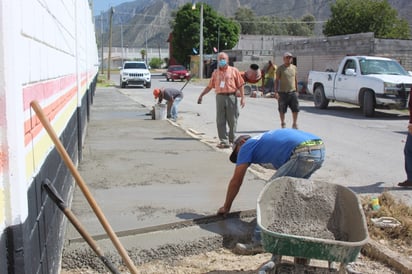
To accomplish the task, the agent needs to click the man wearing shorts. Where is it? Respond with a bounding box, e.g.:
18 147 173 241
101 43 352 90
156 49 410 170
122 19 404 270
274 52 299 129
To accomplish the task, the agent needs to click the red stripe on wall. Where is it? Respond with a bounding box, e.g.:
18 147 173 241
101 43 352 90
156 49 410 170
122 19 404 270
22 75 77 111
0 146 8 174
23 85 78 146
22 73 90 147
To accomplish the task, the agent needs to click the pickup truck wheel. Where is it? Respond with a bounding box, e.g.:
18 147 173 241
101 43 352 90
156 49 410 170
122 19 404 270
121 82 126 88
314 86 329 109
363 91 375 117
145 82 151 88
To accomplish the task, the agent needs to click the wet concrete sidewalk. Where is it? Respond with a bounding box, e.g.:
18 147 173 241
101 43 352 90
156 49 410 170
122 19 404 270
62 87 412 274
63 87 265 267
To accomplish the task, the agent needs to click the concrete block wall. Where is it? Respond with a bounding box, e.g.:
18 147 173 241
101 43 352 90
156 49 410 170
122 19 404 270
228 32 412 87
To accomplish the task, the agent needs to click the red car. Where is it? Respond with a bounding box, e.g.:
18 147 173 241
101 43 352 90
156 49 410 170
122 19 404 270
166 65 190 81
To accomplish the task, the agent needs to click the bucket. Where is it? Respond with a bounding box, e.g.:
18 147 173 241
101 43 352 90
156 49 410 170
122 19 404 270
154 103 167 120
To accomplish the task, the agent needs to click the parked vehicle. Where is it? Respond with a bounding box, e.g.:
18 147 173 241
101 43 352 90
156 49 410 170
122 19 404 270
120 61 151 88
166 65 190 82
307 56 412 116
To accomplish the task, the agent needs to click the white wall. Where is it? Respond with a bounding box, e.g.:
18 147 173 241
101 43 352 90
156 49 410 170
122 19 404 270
0 0 98 230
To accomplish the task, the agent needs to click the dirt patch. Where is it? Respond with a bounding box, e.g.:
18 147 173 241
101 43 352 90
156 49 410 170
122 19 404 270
362 192 412 257
61 181 407 274
61 246 400 274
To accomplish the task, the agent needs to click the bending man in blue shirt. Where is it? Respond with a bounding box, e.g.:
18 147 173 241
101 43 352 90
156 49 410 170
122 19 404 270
218 128 325 254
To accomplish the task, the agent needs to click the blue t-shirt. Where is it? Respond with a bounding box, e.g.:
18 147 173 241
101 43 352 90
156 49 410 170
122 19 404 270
236 129 322 168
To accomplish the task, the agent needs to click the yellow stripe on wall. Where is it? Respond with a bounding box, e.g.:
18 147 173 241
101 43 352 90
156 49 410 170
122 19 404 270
25 96 79 181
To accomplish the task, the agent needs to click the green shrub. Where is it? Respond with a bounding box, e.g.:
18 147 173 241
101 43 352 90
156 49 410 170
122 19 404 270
149 58 163 69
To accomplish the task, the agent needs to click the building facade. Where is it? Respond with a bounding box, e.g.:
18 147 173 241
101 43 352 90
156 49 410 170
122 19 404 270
0 1 98 273
227 33 412 86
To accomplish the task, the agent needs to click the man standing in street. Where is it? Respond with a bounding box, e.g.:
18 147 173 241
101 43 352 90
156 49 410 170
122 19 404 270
399 86 412 187
197 52 246 149
274 52 299 129
264 60 276 95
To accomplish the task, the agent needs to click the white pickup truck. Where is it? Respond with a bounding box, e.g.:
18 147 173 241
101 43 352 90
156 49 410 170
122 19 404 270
307 56 412 116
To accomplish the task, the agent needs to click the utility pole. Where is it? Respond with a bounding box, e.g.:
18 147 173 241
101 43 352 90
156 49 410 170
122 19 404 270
120 23 124 66
100 12 104 75
199 3 203 79
145 30 148 65
192 2 203 79
217 25 220 54
107 7 114 80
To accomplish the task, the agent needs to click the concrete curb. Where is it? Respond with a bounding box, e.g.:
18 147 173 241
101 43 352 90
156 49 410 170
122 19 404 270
362 239 412 274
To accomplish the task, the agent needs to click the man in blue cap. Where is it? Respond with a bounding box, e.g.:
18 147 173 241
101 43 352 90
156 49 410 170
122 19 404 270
218 128 325 254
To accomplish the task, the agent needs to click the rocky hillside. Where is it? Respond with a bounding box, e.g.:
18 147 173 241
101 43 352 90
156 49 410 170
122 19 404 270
96 0 412 49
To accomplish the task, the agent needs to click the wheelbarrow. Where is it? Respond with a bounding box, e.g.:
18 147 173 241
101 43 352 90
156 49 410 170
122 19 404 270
256 177 369 273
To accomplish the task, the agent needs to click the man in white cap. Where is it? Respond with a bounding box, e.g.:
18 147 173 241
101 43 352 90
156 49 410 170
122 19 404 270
274 52 299 129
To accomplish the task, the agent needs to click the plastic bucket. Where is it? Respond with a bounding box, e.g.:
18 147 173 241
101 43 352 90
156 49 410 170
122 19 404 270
154 103 167 120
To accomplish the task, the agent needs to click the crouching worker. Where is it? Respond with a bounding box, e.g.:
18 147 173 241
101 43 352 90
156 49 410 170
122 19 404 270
217 128 325 255
153 87 184 121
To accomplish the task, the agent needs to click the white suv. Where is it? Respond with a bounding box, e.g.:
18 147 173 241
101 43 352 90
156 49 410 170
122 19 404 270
120 61 151 88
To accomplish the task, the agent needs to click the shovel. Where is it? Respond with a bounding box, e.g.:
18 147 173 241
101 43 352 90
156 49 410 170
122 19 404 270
179 74 193 92
30 100 138 273
42 179 120 274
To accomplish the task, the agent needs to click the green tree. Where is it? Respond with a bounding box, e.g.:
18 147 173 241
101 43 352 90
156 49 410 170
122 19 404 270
301 14 316 33
140 49 146 61
233 7 315 36
170 3 240 66
282 16 315 36
323 0 410 39
234 8 257 34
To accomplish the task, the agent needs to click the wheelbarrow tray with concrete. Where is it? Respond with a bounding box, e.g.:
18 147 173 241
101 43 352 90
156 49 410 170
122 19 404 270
257 177 369 268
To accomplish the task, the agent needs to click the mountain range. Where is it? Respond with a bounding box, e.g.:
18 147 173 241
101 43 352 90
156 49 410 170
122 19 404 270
95 0 412 49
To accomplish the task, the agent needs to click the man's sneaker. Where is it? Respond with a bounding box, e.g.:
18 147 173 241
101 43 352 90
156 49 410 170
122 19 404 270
233 242 264 255
398 180 412 187
217 143 230 149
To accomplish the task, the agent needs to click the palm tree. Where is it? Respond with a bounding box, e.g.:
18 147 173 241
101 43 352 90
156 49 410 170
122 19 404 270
140 49 146 61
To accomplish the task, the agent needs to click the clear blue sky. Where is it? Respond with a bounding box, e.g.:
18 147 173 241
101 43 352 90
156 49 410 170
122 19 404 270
92 0 133 15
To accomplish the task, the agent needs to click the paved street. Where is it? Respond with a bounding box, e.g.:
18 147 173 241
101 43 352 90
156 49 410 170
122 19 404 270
120 74 412 207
